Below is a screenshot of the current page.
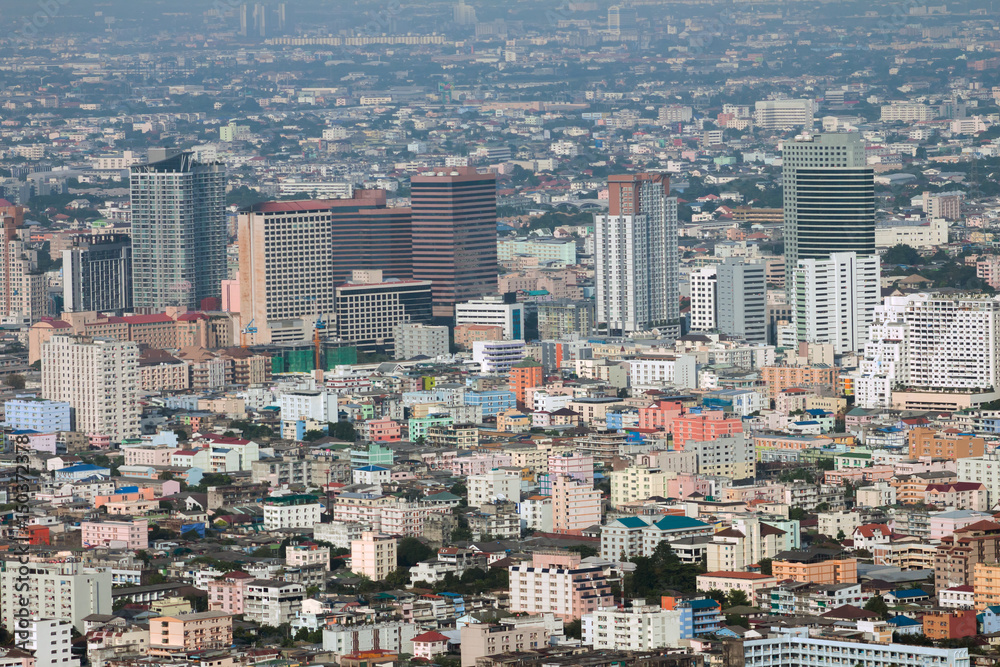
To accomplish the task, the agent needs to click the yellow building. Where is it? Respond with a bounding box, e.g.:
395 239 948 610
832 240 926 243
148 612 233 656
610 466 672 509
973 562 1000 610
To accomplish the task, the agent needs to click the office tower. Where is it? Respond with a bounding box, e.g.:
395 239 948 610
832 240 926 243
688 266 717 332
411 167 497 319
717 258 767 344
0 205 46 319
594 173 679 335
254 2 266 37
753 99 815 130
454 0 477 25
608 5 637 38
238 199 335 345
792 252 880 355
455 295 524 340
277 2 287 31
334 270 433 355
783 132 875 280
130 150 226 310
330 190 412 283
63 234 133 313
41 334 140 443
239 3 249 35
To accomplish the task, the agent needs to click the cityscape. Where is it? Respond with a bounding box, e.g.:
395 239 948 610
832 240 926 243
3 2 1000 667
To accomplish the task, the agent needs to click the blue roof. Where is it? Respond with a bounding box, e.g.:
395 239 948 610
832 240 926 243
59 464 109 473
118 486 139 493
688 598 720 610
357 465 389 472
653 515 710 530
616 517 650 529
887 615 921 626
891 588 928 598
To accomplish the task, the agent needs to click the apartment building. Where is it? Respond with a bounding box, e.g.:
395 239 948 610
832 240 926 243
772 556 858 585
207 571 253 614
81 519 148 550
323 621 418 657
582 601 681 650
24 618 76 667
459 616 558 667
508 551 614 620
731 630 970 667
455 296 525 340
551 474 601 535
0 560 112 632
350 531 397 581
148 612 233 656
262 495 323 530
909 428 985 460
243 580 305 625
41 335 140 443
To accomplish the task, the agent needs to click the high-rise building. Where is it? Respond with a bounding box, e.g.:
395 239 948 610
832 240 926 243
63 234 132 313
854 294 1000 409
329 190 412 283
455 295 524 340
783 132 875 281
334 270 433 354
238 199 335 344
792 252 880 354
24 618 78 667
0 560 112 633
130 150 227 310
717 258 767 344
536 300 594 340
688 266 717 332
595 173 679 334
411 168 497 319
41 335 140 443
1 202 46 320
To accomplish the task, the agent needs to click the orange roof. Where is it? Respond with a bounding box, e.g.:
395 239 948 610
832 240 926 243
700 571 773 579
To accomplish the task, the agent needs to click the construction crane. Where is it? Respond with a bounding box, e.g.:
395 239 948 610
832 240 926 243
240 318 257 348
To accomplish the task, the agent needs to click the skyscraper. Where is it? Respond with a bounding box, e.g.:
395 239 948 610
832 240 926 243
130 150 227 310
595 173 679 335
330 190 412 283
783 132 875 281
411 167 497 319
63 234 133 313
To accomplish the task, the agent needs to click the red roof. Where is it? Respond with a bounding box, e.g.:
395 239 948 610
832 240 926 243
124 313 175 324
855 523 891 538
413 631 450 643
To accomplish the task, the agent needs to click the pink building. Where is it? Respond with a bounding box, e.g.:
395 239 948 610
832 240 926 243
447 453 513 476
81 519 148 549
548 452 594 485
94 487 156 509
89 434 112 449
674 414 742 449
667 473 716 499
207 571 253 614
824 466 895 486
552 474 601 535
638 399 684 431
360 418 402 443
222 276 240 312
508 550 614 620
925 483 988 512
930 511 995 540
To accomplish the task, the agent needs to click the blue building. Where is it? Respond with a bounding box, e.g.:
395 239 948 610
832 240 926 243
982 606 1000 634
606 408 639 431
3 397 71 432
464 390 516 417
677 598 723 638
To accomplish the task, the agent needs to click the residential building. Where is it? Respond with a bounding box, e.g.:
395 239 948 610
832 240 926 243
909 428 985 460
508 358 543 403
730 630 970 667
772 556 858 585
207 571 253 614
537 300 594 339
508 551 614 620
81 519 148 550
459 616 558 667
130 150 226 309
595 173 679 334
351 531 397 581
696 572 778 604
0 561 112 632
394 323 449 360
582 601 681 650
243 580 305 626
24 618 76 667
3 397 71 432
148 612 233 656
689 266 718 332
686 434 755 479
323 622 417 657
551 474 601 535
792 252 880 354
262 495 323 530
41 335 140 444
468 468 521 507
600 515 713 561
411 167 498 318
473 340 526 374
63 234 132 313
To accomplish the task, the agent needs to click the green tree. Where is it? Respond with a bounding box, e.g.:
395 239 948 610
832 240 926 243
328 421 357 441
302 429 327 442
864 594 889 620
726 589 750 608
3 374 25 390
397 537 435 567
882 244 922 265
564 619 582 639
704 588 727 605
758 558 772 576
